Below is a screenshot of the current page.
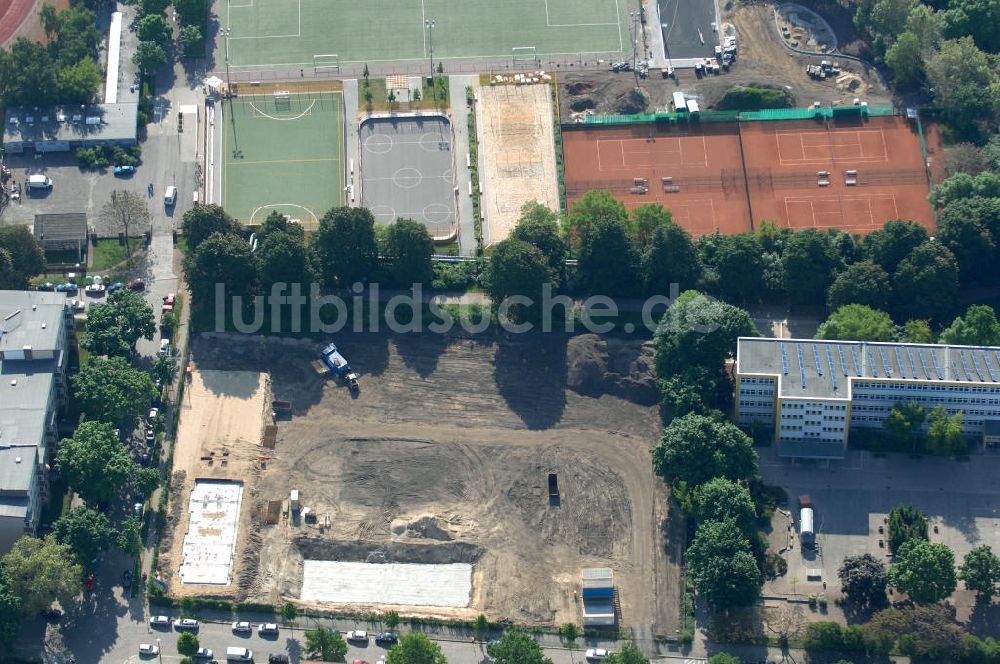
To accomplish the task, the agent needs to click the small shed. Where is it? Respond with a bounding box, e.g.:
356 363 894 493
33 213 88 261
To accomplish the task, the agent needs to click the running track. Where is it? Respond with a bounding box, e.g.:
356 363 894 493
0 0 38 46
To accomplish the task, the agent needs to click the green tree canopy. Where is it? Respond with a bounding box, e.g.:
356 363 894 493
53 506 117 571
510 202 567 284
173 0 208 25
133 41 168 73
0 224 45 287
604 643 650 664
0 38 59 105
886 31 925 87
576 213 638 295
652 413 758 490
303 625 348 661
870 0 919 37
179 25 203 58
181 204 241 251
691 478 757 542
901 319 934 343
687 519 763 609
816 304 895 342
56 421 135 507
177 632 200 656
706 655 740 664
386 632 448 664
654 290 758 378
838 553 888 608
256 224 313 290
118 515 142 556
486 629 553 664
628 203 673 245
71 356 156 424
862 219 928 274
893 240 959 323
889 539 957 604
1 536 82 615
57 57 102 103
925 406 966 455
959 545 1000 601
942 0 1000 52
484 239 551 324
564 190 627 251
0 568 21 648
311 206 378 288
781 229 839 303
939 305 1000 345
802 621 848 652
137 14 172 45
826 260 892 311
931 173 1000 209
713 233 765 302
643 222 702 295
888 504 929 554
885 401 926 448
862 605 964 660
384 219 434 286
936 212 994 284
925 38 999 132
82 289 157 358
0 249 16 290
182 232 259 311
905 4 944 50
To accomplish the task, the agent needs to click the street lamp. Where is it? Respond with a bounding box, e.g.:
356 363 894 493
156 637 161 663
220 27 233 94
425 20 436 79
629 11 641 85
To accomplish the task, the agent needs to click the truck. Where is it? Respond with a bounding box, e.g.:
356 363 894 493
548 473 559 498
800 507 815 547
321 342 350 375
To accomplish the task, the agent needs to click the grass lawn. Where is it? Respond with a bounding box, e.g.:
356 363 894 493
91 238 144 272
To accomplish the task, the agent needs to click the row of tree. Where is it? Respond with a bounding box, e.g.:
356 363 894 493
130 0 208 71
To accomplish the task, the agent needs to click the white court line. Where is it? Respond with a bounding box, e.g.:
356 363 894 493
228 0 252 8
421 0 427 55
363 175 454 182
246 99 316 120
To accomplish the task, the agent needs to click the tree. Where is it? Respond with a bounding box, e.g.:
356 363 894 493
862 605 964 660
303 625 348 661
99 192 151 264
473 614 489 640
885 401 926 448
57 57 103 103
0 38 59 105
486 629 553 664
256 226 313 291
931 172 1000 209
384 219 434 286
643 222 702 295
137 14 172 45
959 545 1000 601
889 540 957 604
706 655 740 664
905 4 944 50
604 643 650 664
0 224 45 287
888 504 929 553
181 205 241 251
886 31 925 87
71 356 157 423
870 0 918 37
56 421 136 507
577 213 637 295
939 305 1000 346
1 536 82 615
136 467 160 497
629 203 673 244
384 609 400 629
816 304 895 342
986 135 1000 171
484 239 552 324
564 190 628 250
311 206 378 287
826 260 892 311
386 632 447 664
925 406 966 455
0 249 18 290
173 0 207 25
510 202 567 284
82 289 156 358
178 25 203 58
559 622 578 642
177 632 199 656
687 519 763 609
691 478 757 542
714 233 765 302
925 37 997 131
280 601 298 629
652 413 758 490
0 568 21 649
862 219 928 274
936 212 994 284
781 229 838 303
893 240 959 323
40 3 57 37
153 353 176 386
942 142 990 178
140 0 171 16
118 515 142 556
803 621 846 652
133 41 168 73
183 232 259 311
838 553 889 608
52 507 117 571
943 0 1000 52
901 319 934 343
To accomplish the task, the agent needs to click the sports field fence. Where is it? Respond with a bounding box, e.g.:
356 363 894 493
577 104 898 127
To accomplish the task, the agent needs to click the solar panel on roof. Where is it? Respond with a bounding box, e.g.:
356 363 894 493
952 362 963 381
879 347 892 377
797 343 807 389
960 351 975 382
918 349 931 380
851 347 861 376
780 343 789 375
895 348 906 379
827 346 838 390
839 347 848 376
931 350 944 380
985 351 998 382
812 344 823 375
970 351 987 382
868 348 878 377
907 348 917 379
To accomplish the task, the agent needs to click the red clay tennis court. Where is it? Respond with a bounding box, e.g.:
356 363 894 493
740 115 934 234
562 123 752 236
562 113 935 236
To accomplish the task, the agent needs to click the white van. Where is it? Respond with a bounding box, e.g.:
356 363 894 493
27 174 53 189
226 646 253 661
164 185 177 206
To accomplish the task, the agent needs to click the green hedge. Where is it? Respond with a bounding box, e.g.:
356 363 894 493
716 87 793 112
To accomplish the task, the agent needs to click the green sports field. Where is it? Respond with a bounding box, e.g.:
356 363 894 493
222 92 345 227
223 0 628 68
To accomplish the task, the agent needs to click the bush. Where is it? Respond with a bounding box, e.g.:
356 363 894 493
716 86 792 111
76 144 141 169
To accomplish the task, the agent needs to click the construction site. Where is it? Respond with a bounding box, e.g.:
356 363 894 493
159 331 679 638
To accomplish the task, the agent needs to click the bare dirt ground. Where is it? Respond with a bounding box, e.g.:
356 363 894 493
156 369 269 597
558 1 891 121
184 330 680 638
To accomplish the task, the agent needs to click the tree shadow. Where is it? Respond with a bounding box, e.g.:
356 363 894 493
966 598 1000 637
493 331 567 430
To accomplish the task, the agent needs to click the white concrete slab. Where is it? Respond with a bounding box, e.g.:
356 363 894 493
179 481 244 585
300 560 472 607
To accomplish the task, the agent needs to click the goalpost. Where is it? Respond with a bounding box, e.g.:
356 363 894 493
512 46 538 68
274 90 291 111
313 53 340 73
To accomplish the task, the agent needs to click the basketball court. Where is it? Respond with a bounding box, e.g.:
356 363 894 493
222 88 345 227
562 123 752 236
222 0 628 69
359 116 457 240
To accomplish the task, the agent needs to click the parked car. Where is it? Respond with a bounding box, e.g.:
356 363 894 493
149 407 159 420
163 293 176 306
138 643 159 656
232 621 252 633
69 299 86 313
26 174 53 189
113 165 136 176
149 615 171 627
259 623 279 635
268 655 290 664
585 648 609 661
107 282 125 294
346 630 369 642
159 339 170 355
84 282 105 296
174 618 199 630
37 282 55 291
194 647 214 659
128 278 145 291
55 282 78 294
375 632 398 645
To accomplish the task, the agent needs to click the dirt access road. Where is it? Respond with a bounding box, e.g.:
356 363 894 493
188 330 680 642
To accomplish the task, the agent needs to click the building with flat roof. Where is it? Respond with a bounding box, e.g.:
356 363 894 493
0 291 71 553
2 103 137 153
736 337 1000 459
34 213 89 260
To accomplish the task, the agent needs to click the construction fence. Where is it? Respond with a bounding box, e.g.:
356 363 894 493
578 104 898 127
